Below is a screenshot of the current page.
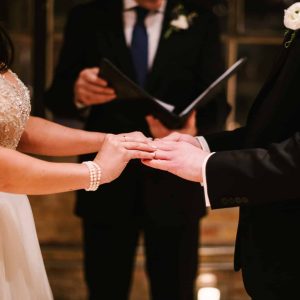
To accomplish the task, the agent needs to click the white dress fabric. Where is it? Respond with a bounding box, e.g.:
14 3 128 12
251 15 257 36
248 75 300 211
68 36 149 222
0 71 53 299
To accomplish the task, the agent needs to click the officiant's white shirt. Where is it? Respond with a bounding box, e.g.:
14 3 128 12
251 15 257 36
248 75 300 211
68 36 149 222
123 0 167 69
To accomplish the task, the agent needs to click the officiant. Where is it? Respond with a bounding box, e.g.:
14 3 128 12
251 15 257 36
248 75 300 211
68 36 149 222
45 0 229 299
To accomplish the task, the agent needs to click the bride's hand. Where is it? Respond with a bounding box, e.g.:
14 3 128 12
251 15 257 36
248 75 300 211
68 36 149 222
94 133 155 184
117 131 152 141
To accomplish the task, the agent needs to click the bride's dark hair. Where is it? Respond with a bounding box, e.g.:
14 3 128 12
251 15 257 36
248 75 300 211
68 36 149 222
0 24 14 73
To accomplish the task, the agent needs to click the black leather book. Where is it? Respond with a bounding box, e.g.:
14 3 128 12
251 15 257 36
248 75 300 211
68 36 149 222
99 57 247 129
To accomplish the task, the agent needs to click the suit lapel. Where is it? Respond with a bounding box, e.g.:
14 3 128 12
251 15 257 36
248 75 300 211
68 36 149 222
146 0 179 91
245 31 300 146
246 31 294 122
103 0 136 79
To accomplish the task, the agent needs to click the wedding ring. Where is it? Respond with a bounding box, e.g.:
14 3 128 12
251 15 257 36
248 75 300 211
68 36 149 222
153 151 157 159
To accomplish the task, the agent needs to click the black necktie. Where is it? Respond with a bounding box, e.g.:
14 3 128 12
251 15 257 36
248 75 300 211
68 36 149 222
130 7 149 87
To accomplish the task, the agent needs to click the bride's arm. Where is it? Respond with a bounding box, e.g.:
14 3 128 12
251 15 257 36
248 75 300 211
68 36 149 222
0 134 155 195
17 116 105 156
0 146 89 194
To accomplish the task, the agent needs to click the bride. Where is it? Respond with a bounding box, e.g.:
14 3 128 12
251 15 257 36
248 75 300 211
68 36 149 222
0 25 155 299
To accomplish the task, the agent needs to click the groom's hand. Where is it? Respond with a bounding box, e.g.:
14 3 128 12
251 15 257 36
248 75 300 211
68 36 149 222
142 140 210 182
162 131 202 148
74 67 116 107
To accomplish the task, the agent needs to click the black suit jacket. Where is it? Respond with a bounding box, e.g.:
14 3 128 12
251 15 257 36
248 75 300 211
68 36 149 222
203 31 300 289
206 133 300 207
45 0 229 225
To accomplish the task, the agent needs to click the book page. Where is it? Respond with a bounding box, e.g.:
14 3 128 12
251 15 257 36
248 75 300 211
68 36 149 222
179 58 246 116
153 99 175 112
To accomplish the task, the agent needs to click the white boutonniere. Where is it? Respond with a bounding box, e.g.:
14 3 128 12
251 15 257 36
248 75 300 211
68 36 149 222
164 4 198 39
283 2 300 48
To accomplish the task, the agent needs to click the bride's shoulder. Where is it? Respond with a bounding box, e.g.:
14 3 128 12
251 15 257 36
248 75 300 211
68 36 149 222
0 70 17 105
1 69 18 83
0 72 9 93
0 69 28 96
0 70 11 91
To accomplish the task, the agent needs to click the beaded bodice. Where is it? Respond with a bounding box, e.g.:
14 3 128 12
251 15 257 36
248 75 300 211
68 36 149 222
0 71 31 149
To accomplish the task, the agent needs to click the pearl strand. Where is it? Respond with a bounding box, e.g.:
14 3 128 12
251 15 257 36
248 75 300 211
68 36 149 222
82 161 101 191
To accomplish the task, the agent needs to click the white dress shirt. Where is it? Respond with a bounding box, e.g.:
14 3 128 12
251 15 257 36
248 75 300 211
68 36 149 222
123 0 167 70
196 136 215 207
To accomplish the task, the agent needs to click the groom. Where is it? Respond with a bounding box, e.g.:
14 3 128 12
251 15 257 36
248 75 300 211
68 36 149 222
144 18 300 300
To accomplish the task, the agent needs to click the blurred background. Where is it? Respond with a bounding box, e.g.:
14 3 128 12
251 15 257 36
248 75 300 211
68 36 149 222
0 0 295 299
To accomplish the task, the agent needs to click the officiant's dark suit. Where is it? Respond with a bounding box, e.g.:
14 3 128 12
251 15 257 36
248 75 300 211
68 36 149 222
45 1 229 299
201 30 300 299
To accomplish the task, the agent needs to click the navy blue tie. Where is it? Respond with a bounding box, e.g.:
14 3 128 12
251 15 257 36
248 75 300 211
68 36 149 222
130 7 149 87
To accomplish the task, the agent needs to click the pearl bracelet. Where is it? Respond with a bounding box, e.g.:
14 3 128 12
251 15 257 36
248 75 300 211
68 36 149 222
82 161 101 191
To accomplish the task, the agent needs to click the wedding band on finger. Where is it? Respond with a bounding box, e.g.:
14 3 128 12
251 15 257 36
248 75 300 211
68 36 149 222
153 151 157 159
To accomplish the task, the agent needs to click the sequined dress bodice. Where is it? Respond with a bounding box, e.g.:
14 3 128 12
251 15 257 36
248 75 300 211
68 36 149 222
0 71 53 299
0 71 31 149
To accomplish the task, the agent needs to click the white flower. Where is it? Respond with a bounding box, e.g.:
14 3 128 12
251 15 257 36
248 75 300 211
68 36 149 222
170 15 189 30
284 2 300 30
164 5 198 39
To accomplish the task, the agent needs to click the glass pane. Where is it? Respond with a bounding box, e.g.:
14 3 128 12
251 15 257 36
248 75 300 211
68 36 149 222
244 0 295 34
211 0 230 34
0 0 33 88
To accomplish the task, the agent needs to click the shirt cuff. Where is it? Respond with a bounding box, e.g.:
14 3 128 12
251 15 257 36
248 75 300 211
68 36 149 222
196 136 211 189
202 152 215 207
195 136 211 152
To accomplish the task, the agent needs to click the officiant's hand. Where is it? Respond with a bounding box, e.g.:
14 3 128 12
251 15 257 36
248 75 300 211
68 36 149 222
94 133 155 184
142 140 210 183
145 111 197 138
74 67 116 106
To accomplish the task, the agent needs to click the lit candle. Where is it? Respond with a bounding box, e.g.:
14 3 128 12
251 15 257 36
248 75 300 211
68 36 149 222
198 287 221 300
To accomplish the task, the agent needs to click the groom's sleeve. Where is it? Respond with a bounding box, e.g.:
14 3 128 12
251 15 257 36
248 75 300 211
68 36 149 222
204 133 300 209
196 126 246 207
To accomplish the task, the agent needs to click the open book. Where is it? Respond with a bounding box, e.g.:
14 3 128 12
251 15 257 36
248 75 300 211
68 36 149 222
99 57 247 129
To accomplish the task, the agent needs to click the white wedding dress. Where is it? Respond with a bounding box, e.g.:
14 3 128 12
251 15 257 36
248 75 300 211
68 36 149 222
0 71 53 299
